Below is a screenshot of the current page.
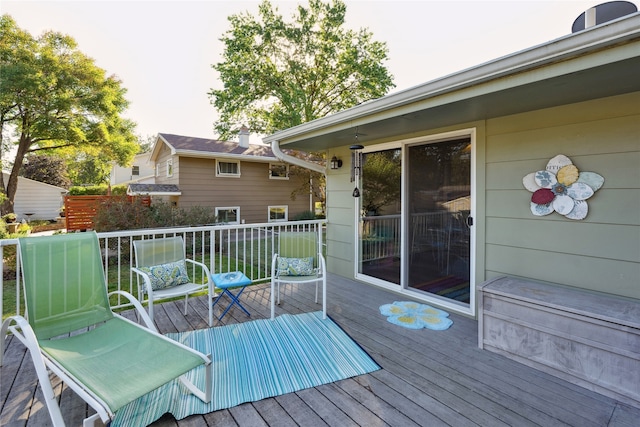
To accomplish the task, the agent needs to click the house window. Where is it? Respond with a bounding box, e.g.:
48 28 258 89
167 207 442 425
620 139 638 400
132 165 140 176
216 160 240 177
155 164 160 177
269 163 289 180
166 159 173 177
215 207 240 224
268 205 288 222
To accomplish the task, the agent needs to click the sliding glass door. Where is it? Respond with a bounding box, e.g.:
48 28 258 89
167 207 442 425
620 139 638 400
357 135 473 307
407 138 471 303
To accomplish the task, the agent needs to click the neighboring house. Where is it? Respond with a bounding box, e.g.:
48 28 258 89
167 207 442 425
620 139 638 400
137 129 315 224
264 12 640 318
110 152 155 186
2 172 67 221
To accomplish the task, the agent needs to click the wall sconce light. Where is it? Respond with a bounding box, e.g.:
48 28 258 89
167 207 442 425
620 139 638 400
330 156 343 170
350 143 364 198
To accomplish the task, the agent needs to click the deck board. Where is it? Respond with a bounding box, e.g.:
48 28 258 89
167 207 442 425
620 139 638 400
2 274 639 426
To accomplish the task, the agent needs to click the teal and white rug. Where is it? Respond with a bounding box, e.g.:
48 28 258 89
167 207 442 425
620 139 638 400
112 312 379 426
380 301 453 330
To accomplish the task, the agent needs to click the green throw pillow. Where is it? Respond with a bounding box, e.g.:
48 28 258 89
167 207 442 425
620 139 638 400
277 257 314 276
138 259 190 291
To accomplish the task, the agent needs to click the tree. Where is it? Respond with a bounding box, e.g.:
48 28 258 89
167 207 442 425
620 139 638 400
21 154 71 188
0 15 138 213
362 150 401 215
209 0 394 139
64 134 154 185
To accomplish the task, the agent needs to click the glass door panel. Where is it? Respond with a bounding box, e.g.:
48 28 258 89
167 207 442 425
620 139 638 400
407 138 471 303
358 148 402 285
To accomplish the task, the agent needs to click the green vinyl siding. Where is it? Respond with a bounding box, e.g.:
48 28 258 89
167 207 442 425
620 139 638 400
484 91 640 299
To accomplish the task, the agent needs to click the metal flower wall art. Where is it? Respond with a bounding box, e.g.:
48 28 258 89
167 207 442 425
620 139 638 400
523 154 604 220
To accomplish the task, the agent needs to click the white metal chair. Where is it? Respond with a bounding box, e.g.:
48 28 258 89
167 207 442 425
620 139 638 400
0 232 212 427
270 231 326 320
132 236 214 326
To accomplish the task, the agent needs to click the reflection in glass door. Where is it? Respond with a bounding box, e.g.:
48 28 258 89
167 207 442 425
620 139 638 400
407 138 471 303
358 148 402 285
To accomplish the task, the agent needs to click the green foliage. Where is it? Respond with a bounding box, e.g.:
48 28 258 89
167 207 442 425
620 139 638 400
0 219 7 239
93 199 218 232
21 153 71 188
2 212 16 223
292 210 318 221
0 15 139 213
362 150 402 215
68 184 127 196
65 152 113 185
209 0 394 139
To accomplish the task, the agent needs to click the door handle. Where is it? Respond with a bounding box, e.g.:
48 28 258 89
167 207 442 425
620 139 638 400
466 216 473 227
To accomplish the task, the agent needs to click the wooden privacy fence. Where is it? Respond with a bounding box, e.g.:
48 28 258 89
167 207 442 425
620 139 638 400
64 195 151 231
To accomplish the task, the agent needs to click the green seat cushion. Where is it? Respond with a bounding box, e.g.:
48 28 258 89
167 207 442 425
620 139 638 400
39 318 204 413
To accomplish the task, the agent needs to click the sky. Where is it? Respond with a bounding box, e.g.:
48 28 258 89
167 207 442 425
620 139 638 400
2 0 605 143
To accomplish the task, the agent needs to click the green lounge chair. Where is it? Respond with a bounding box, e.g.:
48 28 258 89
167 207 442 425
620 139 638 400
0 232 211 426
271 231 326 320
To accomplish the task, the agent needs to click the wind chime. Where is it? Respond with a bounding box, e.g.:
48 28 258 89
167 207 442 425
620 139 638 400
350 134 364 198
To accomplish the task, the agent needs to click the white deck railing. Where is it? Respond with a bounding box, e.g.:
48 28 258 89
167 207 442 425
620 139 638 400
1 220 326 319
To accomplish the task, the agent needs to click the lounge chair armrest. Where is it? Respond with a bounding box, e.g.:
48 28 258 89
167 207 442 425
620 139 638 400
1 315 68 424
1 315 38 366
108 290 157 331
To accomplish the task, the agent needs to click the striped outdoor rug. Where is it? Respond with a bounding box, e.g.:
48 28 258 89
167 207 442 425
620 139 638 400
112 312 379 426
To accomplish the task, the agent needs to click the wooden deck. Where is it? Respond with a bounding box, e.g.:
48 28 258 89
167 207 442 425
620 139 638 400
2 275 639 426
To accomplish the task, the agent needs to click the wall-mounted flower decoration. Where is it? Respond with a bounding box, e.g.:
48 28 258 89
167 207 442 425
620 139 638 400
523 154 604 220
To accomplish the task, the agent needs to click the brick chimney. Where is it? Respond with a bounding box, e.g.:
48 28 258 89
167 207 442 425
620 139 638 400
239 125 250 148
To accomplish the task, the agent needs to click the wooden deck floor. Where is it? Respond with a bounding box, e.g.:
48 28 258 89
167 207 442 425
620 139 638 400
2 275 639 426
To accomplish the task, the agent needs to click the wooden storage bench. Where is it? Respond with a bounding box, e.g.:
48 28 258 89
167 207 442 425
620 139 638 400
478 276 640 408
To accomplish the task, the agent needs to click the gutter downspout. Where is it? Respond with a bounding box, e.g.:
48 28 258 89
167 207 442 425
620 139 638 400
270 140 326 175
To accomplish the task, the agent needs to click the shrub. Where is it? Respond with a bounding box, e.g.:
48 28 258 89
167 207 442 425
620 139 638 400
93 198 218 232
0 220 8 239
2 213 16 223
292 210 318 221
68 184 127 196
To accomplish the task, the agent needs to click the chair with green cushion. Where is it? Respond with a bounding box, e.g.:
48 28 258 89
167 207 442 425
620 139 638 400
271 231 326 320
0 232 211 427
132 236 214 327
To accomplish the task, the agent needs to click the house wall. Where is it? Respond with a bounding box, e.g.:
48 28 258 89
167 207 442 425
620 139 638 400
484 91 639 300
4 174 66 221
110 152 155 186
324 91 639 302
154 148 312 223
155 144 179 187
176 157 312 224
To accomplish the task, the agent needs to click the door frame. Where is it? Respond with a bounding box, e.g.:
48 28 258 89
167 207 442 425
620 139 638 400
354 128 477 316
